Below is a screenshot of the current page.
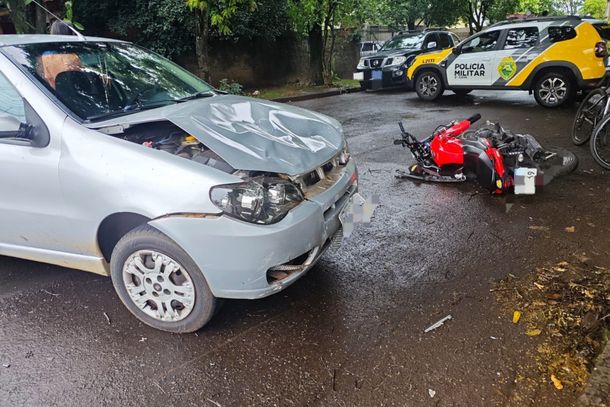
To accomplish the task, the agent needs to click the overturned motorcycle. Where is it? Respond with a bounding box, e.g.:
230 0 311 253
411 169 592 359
394 114 578 195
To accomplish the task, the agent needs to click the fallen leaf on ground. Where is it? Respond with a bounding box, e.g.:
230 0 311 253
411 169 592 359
551 374 563 390
513 310 521 324
526 329 542 336
565 226 576 233
529 226 549 231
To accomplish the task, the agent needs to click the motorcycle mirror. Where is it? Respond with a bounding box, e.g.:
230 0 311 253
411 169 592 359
393 139 405 145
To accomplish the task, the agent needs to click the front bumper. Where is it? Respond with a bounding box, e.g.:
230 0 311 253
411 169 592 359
149 160 358 299
354 67 410 90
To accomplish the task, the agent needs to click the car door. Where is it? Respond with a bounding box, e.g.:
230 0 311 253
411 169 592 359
0 57 68 254
491 26 540 86
447 30 502 87
422 33 440 52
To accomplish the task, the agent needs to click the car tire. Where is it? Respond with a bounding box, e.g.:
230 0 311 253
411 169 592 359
110 224 218 333
533 71 574 108
415 70 444 101
452 89 472 96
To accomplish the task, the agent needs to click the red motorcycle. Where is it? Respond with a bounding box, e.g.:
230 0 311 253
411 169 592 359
394 114 578 195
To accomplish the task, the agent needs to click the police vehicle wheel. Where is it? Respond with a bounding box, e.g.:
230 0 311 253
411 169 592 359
415 70 444 101
533 71 574 108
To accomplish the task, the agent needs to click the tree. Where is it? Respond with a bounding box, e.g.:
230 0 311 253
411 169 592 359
463 0 519 34
580 0 606 16
186 0 256 81
379 0 463 31
3 0 33 33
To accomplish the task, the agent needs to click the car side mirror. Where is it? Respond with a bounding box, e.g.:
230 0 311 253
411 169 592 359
452 46 461 55
0 115 29 140
427 41 437 50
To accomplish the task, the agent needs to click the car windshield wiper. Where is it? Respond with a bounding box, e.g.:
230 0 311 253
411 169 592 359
85 100 178 122
176 90 216 102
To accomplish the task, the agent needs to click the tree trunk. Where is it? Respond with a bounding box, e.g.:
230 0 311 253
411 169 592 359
35 3 46 34
195 8 211 82
407 20 415 31
308 22 324 85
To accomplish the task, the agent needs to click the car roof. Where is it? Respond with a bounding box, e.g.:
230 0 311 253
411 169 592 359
0 34 126 47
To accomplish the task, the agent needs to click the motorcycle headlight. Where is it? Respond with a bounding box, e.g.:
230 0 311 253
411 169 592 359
357 58 366 69
210 177 304 225
389 56 407 66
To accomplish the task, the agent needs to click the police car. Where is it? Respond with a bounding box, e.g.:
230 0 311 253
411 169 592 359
406 16 610 107
354 30 460 90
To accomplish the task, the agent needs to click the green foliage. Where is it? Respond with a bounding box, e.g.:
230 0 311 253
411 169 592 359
3 0 34 33
75 0 196 60
225 0 291 41
581 0 606 17
187 0 257 35
218 78 244 94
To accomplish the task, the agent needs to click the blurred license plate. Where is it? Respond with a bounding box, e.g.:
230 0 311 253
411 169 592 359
353 72 364 81
372 70 382 80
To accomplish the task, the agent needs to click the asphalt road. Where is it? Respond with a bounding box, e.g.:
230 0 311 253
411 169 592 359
1 89 609 406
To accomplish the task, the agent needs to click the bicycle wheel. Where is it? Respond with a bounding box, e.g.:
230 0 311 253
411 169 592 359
571 88 607 146
590 114 610 170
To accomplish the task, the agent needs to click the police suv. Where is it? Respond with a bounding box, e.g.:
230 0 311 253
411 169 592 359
406 16 610 107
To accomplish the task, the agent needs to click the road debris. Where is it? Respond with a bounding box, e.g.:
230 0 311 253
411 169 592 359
424 315 452 333
2 364 10 368
103 312 111 325
428 389 436 398
525 329 542 336
139 337 147 342
495 260 609 397
528 225 550 232
565 226 576 233
551 374 563 390
512 310 521 324
41 289 59 297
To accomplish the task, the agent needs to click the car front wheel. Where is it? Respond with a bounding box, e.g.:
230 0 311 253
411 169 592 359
415 70 444 101
110 224 218 333
533 71 574 108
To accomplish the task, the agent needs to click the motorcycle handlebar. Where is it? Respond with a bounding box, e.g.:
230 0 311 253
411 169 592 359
468 114 481 124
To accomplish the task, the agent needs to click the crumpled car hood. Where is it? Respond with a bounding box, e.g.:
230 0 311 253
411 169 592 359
94 95 344 176
169 95 343 175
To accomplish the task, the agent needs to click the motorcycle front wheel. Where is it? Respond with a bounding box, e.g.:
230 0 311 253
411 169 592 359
537 147 579 178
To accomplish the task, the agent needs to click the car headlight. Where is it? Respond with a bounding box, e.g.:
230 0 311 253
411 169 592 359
357 58 366 69
387 56 407 67
339 142 350 165
210 177 304 224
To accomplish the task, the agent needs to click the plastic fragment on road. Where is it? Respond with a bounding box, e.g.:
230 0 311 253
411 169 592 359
551 374 563 390
512 311 521 324
2 364 9 368
428 389 436 398
424 315 452 333
526 329 542 336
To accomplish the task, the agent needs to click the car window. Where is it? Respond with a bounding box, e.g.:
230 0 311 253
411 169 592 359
362 43 374 52
3 42 214 122
451 33 461 45
548 26 576 42
504 27 539 49
423 34 439 50
437 33 451 49
0 72 26 124
460 31 501 54
381 34 425 51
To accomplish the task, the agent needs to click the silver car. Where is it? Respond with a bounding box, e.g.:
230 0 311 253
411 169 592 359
0 35 362 332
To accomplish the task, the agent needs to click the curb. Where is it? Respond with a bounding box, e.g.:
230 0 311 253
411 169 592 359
271 87 362 103
578 340 610 406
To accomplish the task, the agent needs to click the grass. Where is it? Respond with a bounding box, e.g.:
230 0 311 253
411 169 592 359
248 79 360 100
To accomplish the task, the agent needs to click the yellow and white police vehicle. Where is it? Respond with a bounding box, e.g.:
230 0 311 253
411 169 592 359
406 16 610 107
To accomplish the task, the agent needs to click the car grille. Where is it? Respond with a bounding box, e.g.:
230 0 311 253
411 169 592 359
292 152 348 199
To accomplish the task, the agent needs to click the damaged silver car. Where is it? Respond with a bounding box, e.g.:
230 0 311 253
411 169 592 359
0 36 363 332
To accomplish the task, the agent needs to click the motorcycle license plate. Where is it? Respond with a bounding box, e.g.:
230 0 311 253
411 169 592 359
514 167 537 195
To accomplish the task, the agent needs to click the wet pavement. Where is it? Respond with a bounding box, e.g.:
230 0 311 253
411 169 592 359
1 90 610 406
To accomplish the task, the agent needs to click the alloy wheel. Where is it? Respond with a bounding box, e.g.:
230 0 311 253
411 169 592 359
539 77 567 105
418 75 438 97
122 250 195 322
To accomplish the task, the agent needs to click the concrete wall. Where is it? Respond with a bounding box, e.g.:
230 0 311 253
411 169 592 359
180 33 360 88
